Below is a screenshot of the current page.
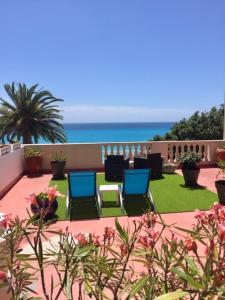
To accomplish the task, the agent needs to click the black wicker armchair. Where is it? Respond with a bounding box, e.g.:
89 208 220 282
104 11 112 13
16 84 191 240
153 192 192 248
104 155 129 182
134 153 163 178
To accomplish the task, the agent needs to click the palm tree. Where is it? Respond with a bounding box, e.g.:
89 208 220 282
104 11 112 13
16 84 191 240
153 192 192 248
0 82 67 144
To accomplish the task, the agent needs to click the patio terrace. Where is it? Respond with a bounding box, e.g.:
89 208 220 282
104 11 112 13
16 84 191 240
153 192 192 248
0 141 223 299
0 140 223 223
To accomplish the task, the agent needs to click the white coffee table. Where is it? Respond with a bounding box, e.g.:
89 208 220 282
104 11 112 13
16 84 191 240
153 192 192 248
98 184 120 207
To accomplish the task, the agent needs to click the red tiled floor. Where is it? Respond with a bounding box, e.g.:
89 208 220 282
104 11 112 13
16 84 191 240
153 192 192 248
176 167 221 193
0 174 52 219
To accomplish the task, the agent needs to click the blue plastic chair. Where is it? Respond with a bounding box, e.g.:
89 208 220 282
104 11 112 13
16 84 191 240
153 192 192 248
119 169 155 213
67 171 101 219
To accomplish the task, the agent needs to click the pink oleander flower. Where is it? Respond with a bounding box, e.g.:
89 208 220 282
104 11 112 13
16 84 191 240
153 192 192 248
104 226 115 240
141 212 157 227
0 271 6 281
46 186 64 201
92 233 101 246
171 232 178 243
138 235 154 248
148 228 159 240
204 239 215 257
218 207 225 221
120 243 128 256
184 237 197 252
211 202 224 213
195 210 208 224
218 223 225 241
0 214 12 229
26 193 37 205
74 232 89 247
214 273 225 287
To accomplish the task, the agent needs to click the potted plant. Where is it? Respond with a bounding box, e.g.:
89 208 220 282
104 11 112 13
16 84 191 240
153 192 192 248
178 151 201 186
50 151 66 179
25 147 42 175
27 186 63 222
215 160 225 205
216 145 225 163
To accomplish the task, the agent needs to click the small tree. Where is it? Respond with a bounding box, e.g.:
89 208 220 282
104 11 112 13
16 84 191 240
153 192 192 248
153 105 224 141
0 83 67 144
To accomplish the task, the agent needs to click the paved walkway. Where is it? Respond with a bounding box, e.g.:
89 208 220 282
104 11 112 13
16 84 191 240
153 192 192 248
176 167 221 193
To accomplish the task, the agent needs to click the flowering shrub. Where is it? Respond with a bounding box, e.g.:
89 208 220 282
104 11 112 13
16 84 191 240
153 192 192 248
178 151 201 170
27 186 64 221
0 203 225 299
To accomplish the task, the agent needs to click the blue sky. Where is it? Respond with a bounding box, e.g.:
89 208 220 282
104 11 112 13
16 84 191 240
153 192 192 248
0 0 225 122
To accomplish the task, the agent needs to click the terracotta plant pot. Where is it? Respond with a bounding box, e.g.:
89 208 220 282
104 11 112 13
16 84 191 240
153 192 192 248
215 180 225 205
26 156 42 175
216 147 225 162
51 161 66 179
182 168 200 186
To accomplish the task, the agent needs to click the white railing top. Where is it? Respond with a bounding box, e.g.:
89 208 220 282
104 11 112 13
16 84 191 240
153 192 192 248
23 140 224 146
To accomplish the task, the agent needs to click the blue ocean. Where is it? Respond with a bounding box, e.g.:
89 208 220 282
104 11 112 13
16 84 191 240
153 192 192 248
54 122 174 143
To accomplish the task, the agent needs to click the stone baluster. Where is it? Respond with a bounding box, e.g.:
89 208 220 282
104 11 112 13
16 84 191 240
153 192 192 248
103 145 106 160
168 144 172 162
128 144 132 159
202 144 207 161
172 145 177 162
121 144 125 157
134 144 138 158
140 144 144 157
108 144 113 155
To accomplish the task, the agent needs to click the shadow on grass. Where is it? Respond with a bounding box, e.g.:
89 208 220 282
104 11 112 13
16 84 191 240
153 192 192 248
124 195 154 216
150 175 165 181
102 201 120 208
180 184 207 191
70 206 100 220
69 197 100 221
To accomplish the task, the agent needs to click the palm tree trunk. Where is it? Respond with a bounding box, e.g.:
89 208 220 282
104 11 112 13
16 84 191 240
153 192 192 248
23 134 32 144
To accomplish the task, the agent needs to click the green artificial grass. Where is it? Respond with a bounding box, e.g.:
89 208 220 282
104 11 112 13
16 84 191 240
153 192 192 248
50 173 218 221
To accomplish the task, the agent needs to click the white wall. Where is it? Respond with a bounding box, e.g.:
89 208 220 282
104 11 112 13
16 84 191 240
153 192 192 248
0 147 24 198
24 143 103 170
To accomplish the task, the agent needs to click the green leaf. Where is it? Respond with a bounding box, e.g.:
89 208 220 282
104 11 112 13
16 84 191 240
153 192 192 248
185 257 200 275
128 275 148 298
115 218 128 243
84 279 93 294
154 290 189 300
172 268 202 289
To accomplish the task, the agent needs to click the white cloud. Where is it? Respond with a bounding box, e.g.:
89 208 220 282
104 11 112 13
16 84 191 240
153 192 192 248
61 105 195 123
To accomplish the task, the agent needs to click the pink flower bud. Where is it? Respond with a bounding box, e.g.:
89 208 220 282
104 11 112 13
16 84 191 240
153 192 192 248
204 240 214 257
92 233 101 246
138 235 154 248
184 237 197 252
218 224 225 241
0 271 6 281
26 193 37 205
104 226 115 240
0 214 12 229
148 228 159 240
74 232 89 247
120 243 128 256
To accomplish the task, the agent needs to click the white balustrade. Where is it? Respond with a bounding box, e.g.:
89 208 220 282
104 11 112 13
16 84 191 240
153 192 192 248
101 140 220 165
166 141 210 163
102 142 153 161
